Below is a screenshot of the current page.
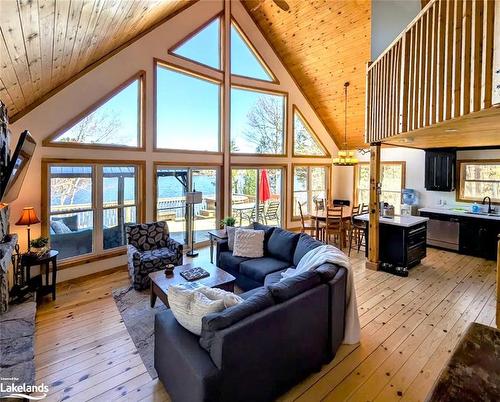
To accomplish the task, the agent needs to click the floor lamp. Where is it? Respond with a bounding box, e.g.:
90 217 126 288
185 191 202 258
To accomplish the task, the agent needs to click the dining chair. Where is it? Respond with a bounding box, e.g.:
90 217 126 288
314 198 326 211
325 206 343 249
349 203 367 256
298 201 318 238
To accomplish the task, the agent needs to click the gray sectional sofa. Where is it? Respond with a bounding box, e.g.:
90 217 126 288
155 224 347 402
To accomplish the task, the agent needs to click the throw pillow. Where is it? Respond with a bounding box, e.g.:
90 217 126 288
50 220 72 234
233 228 265 258
167 284 243 335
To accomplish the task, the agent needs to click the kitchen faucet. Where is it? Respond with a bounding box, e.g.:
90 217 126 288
482 196 493 213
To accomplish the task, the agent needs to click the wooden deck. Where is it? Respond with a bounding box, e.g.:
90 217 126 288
34 247 497 401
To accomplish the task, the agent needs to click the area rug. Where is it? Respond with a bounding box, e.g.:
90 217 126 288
112 286 167 378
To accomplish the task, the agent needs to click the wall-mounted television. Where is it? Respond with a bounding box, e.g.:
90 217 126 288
1 130 36 203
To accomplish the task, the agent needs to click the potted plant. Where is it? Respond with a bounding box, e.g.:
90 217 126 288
220 216 236 229
29 236 50 256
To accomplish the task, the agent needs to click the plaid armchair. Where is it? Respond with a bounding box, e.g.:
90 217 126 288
126 221 183 290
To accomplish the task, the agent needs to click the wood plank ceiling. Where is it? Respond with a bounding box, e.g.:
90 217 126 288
0 0 371 148
242 0 371 148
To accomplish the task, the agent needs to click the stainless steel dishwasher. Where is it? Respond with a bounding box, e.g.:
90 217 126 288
425 216 460 251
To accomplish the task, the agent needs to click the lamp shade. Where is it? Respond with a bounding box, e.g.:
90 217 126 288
15 207 40 226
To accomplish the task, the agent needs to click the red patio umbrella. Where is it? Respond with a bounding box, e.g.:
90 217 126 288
259 169 271 203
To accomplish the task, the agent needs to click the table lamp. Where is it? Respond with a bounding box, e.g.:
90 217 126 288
15 207 40 252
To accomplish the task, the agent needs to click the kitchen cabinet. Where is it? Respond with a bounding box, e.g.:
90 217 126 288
459 217 499 260
356 215 428 269
419 209 500 260
425 150 456 191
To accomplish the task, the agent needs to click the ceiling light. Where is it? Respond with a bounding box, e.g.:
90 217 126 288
333 82 358 167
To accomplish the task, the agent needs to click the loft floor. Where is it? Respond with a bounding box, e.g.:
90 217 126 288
34 247 497 401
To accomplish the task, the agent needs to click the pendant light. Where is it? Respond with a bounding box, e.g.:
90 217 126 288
332 82 358 166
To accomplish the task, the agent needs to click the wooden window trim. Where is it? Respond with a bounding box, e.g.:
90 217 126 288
153 59 223 154
230 84 288 157
230 19 279 85
41 158 146 269
291 105 331 158
43 71 146 151
353 161 406 207
291 163 331 221
456 159 500 204
168 13 224 73
153 162 224 234
229 164 288 227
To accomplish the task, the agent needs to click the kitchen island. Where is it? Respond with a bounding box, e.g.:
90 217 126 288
356 214 429 270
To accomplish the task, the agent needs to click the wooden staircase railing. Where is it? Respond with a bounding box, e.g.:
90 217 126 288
366 0 498 144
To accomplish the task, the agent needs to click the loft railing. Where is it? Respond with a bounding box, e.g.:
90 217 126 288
365 0 497 143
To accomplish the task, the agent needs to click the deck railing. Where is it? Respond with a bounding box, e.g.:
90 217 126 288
366 0 498 143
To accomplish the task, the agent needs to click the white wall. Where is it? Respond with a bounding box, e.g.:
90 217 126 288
371 0 421 59
333 147 500 209
6 0 338 282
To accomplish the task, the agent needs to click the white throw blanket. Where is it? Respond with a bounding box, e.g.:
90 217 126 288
281 245 361 344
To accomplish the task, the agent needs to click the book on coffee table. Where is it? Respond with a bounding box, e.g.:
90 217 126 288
180 267 210 281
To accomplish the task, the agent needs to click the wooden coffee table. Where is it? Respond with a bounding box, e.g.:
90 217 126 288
149 263 236 308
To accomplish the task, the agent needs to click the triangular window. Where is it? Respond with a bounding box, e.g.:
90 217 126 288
47 74 143 148
171 18 221 70
293 109 327 156
231 22 274 82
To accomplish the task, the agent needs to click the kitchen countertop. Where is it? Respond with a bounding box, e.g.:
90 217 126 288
419 207 500 221
355 213 429 227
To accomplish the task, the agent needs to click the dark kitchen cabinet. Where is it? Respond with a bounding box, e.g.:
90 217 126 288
459 217 499 260
425 150 456 191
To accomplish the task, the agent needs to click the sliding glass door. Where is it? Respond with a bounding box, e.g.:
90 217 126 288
231 167 283 227
156 166 219 245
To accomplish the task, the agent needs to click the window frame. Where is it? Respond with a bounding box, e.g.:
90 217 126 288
229 84 288 157
229 164 287 227
230 19 279 84
353 161 406 209
168 13 224 73
153 59 223 155
457 159 500 204
43 71 146 151
153 162 223 246
291 164 331 221
41 159 145 269
291 106 330 158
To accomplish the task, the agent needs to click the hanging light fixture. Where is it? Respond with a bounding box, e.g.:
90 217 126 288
332 82 358 166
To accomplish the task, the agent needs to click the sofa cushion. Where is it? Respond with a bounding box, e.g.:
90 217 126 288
50 220 72 234
199 287 274 352
239 257 291 283
218 251 250 275
268 271 322 303
233 228 265 258
267 228 300 263
315 263 342 282
264 269 288 286
293 234 324 266
253 223 276 253
140 248 177 264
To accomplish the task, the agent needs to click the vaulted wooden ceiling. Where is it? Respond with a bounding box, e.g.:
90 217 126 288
242 0 371 148
0 0 371 148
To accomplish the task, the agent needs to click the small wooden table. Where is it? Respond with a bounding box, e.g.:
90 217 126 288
207 229 228 263
21 250 59 301
149 263 236 308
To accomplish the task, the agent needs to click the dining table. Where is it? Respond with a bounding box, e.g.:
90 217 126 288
309 206 353 247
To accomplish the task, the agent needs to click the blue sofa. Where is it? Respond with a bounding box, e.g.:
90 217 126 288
154 225 348 402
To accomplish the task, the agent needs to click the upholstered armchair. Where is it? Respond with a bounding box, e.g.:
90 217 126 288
126 221 183 290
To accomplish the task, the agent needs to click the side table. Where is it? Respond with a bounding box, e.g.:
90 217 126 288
21 250 59 301
207 229 228 263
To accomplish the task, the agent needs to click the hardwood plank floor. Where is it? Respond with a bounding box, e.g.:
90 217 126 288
34 247 497 401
